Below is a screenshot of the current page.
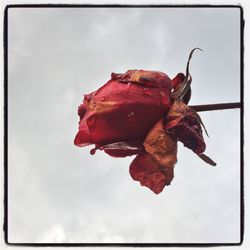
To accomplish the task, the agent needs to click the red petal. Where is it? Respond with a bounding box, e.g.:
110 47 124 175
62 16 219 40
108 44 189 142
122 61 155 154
129 152 174 194
171 73 191 104
74 114 94 146
75 69 173 148
100 140 143 157
85 80 171 146
172 73 185 89
78 104 87 120
74 130 93 146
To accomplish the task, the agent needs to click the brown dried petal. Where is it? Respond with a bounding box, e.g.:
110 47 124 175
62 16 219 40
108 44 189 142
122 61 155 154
165 100 206 154
129 152 174 194
143 119 178 168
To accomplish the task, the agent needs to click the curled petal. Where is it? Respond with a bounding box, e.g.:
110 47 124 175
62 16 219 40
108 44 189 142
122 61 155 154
84 93 94 102
111 70 172 89
100 140 143 158
165 100 206 154
74 113 94 146
171 73 192 104
78 104 87 120
129 152 174 194
171 73 185 90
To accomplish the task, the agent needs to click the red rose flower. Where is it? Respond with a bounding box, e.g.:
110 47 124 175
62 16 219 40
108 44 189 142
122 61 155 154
74 48 216 194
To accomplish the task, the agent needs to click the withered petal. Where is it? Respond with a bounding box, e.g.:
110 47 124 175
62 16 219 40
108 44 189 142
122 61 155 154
171 73 185 90
143 119 178 168
100 140 143 158
85 81 171 146
129 152 174 194
75 69 173 148
198 153 217 166
78 104 87 120
112 70 172 89
165 100 206 154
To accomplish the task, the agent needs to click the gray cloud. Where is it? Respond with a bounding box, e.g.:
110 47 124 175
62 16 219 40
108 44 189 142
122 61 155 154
7 7 241 243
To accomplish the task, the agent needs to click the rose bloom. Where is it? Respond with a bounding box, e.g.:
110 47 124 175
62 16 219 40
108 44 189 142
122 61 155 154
74 50 215 194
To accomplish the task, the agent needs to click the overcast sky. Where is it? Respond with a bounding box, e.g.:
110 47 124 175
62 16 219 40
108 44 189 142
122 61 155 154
7 6 241 244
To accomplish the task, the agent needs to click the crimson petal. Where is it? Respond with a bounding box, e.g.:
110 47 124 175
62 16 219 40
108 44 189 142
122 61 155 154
171 73 185 89
85 81 171 146
78 104 87 120
74 113 94 146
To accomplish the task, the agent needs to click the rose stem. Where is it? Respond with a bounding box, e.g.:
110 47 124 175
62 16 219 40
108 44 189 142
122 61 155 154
190 102 241 112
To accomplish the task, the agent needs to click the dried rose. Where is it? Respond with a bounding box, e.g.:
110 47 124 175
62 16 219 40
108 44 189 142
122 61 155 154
74 48 216 194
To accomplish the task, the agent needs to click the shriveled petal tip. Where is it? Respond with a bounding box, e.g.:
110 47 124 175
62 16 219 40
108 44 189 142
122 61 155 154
111 70 172 89
172 73 185 89
140 172 168 194
129 152 174 194
84 93 94 102
78 104 87 119
165 100 206 154
171 73 191 104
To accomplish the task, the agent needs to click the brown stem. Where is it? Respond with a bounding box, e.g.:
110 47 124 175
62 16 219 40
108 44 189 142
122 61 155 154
190 102 241 112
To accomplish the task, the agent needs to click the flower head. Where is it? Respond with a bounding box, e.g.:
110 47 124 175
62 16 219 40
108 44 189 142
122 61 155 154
74 49 215 194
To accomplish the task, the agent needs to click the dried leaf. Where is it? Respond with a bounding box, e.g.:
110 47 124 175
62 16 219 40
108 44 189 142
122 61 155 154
171 48 202 102
198 153 217 166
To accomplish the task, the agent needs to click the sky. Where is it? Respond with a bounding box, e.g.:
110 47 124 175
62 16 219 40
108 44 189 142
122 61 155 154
6 6 241 244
